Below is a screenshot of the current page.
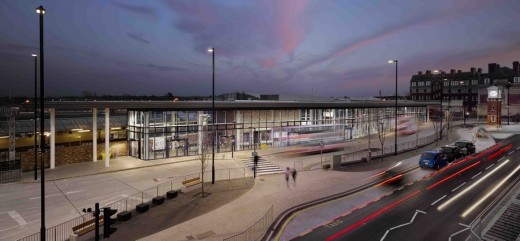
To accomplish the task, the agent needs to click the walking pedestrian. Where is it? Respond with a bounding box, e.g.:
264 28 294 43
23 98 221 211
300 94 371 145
291 168 297 186
284 167 291 187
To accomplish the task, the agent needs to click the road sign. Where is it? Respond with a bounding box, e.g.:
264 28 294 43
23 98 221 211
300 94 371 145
252 151 257 156
319 141 325 147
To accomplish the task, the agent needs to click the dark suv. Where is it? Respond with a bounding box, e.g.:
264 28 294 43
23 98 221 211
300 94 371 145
440 145 463 162
454 140 476 156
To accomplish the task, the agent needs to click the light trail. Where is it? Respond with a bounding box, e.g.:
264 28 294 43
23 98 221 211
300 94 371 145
437 159 509 211
461 164 520 218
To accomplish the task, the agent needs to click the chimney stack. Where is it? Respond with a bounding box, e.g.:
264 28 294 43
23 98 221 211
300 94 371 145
426 70 431 75
488 63 498 73
470 67 476 73
457 70 462 73
450 69 455 75
477 68 482 74
513 61 519 73
418 71 422 75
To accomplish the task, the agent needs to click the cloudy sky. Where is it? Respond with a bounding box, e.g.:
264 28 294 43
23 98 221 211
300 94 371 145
1 0 520 98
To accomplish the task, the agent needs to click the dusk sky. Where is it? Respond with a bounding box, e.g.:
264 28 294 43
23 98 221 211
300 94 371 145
1 0 520 98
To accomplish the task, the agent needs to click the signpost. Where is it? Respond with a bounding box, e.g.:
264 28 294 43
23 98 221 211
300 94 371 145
319 140 325 166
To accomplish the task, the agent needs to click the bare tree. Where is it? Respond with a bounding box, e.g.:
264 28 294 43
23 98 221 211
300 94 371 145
430 108 442 146
376 115 389 161
197 120 212 197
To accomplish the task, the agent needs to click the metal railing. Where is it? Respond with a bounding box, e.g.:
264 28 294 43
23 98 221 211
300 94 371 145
223 205 274 241
17 213 94 241
17 167 250 241
0 169 21 183
304 132 440 170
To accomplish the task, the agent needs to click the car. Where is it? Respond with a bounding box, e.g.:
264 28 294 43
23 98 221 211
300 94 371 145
454 140 476 156
419 150 448 169
440 145 463 162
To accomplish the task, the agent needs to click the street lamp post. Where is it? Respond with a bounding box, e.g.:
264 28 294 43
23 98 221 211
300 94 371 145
36 5 46 241
434 70 445 142
447 78 451 132
32 54 38 181
507 82 511 125
208 47 215 184
388 60 398 156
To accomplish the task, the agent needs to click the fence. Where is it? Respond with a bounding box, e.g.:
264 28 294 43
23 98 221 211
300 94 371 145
17 167 250 241
223 205 274 241
0 159 21 183
16 213 94 241
300 132 439 170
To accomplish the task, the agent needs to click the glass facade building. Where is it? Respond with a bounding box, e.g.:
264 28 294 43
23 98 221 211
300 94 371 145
127 106 427 160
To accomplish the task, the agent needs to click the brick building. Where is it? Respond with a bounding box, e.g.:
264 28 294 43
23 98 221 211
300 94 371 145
409 61 520 119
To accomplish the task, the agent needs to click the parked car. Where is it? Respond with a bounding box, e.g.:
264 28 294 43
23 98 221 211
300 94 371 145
440 145 463 162
419 150 448 169
454 140 476 156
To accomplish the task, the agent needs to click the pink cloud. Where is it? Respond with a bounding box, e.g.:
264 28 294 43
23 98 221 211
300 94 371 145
260 58 277 68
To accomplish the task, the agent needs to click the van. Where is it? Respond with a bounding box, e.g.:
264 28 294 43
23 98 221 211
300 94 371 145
419 150 448 169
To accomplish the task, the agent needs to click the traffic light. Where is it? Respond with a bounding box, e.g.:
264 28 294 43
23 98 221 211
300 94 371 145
103 207 118 238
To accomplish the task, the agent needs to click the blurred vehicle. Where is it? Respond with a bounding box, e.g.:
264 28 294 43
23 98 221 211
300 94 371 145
372 162 406 187
283 124 345 156
419 150 448 169
396 115 417 136
454 140 476 156
440 145 463 162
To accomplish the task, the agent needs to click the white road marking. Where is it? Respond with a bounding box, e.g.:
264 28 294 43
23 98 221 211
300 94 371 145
471 172 482 179
452 182 466 192
65 190 84 195
431 195 447 206
0 219 39 236
0 211 28 226
29 193 61 200
485 164 494 170
28 190 84 200
380 210 426 241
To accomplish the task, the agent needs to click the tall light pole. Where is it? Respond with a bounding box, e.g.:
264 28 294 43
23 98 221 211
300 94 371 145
36 5 46 241
507 82 511 125
433 70 444 141
32 54 38 181
447 77 451 131
208 47 215 184
388 60 398 156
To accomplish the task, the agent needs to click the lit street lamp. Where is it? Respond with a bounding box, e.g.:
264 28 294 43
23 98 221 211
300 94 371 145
208 47 215 184
433 70 445 142
36 5 46 241
32 53 38 181
388 60 398 156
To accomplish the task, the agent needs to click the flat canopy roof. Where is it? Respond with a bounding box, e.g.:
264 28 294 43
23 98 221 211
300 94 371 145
22 100 437 111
